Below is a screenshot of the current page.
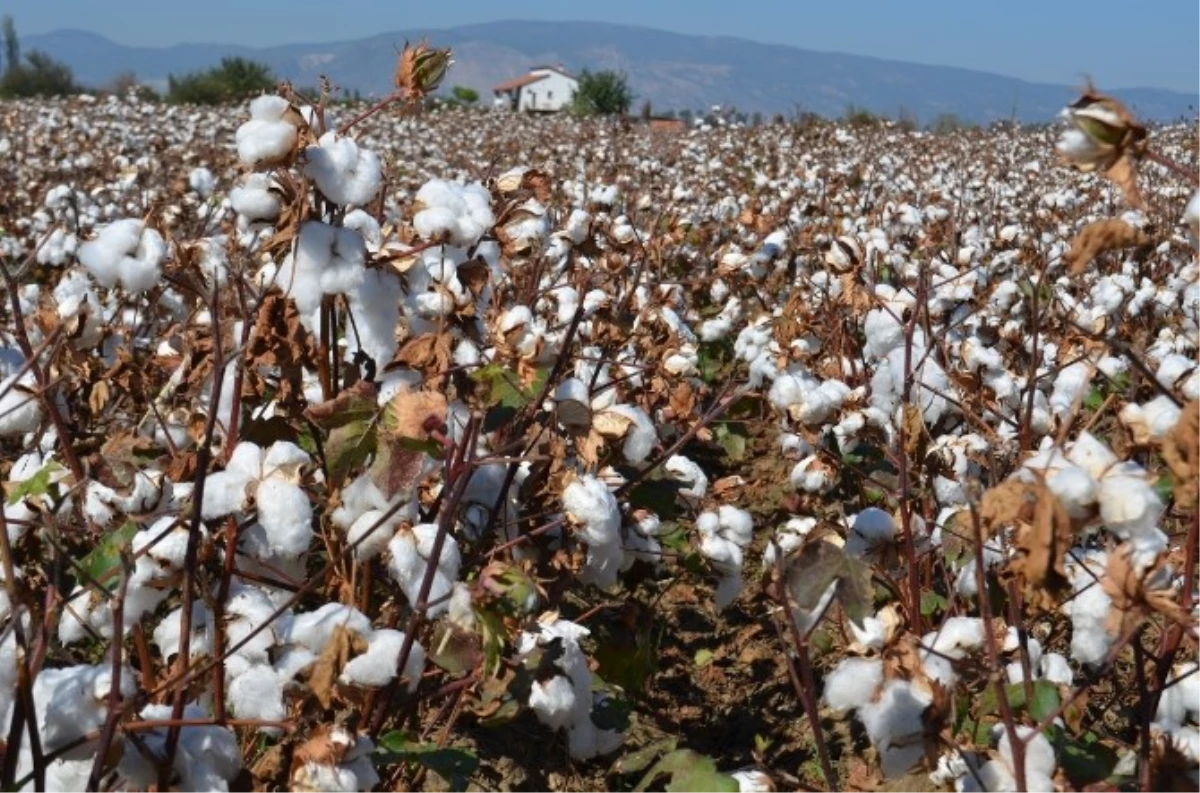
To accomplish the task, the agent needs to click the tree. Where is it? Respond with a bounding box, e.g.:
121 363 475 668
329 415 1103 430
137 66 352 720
570 69 633 116
167 57 275 104
639 99 652 120
450 85 478 105
2 15 18 75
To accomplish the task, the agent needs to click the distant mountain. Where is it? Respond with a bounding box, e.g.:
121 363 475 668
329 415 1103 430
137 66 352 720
23 21 1198 123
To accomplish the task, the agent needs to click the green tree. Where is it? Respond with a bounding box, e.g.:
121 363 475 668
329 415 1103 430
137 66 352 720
450 85 478 105
0 51 80 97
570 69 633 116
167 57 275 104
2 15 18 75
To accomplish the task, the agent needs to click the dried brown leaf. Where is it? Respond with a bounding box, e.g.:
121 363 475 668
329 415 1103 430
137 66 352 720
1161 400 1199 507
1010 484 1073 608
1065 219 1150 275
307 625 368 710
382 388 448 440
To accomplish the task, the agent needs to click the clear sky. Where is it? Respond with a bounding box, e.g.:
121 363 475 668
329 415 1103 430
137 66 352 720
5 0 1198 92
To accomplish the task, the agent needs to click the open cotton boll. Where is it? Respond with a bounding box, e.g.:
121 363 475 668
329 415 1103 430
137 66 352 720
857 679 934 778
697 507 754 609
227 664 287 733
0 372 42 437
1049 361 1093 416
77 218 166 293
563 475 624 588
283 602 372 653
413 178 495 247
236 95 297 166
188 166 215 198
846 508 895 558
230 173 281 222
824 657 884 712
1066 432 1118 480
986 726 1057 792
304 132 382 206
1065 554 1114 666
247 477 313 558
1097 462 1163 539
35 663 136 758
791 455 835 493
603 403 658 463
387 526 461 617
118 703 241 793
529 674 578 731
340 629 425 690
1119 396 1183 444
665 454 708 502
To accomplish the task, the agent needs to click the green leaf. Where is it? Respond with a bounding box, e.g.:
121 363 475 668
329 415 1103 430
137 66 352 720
920 591 948 618
694 648 714 667
305 382 380 487
714 424 748 461
470 364 548 409
614 738 678 776
76 521 137 589
1028 680 1061 722
395 436 443 457
634 749 739 793
1083 387 1105 412
427 621 481 676
1056 731 1119 787
376 733 479 790
7 461 63 505
1154 473 1175 504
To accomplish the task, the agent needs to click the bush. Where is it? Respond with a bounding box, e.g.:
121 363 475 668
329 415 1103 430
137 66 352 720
450 85 479 105
0 50 80 98
167 57 275 105
0 15 80 98
571 69 634 116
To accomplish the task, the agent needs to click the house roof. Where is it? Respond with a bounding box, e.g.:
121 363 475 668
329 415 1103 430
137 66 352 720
529 64 576 79
492 73 549 93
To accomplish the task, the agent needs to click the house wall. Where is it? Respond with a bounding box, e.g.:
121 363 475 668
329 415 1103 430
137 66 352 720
518 71 577 112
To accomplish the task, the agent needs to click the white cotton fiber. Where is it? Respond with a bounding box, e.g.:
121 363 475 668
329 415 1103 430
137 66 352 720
283 603 372 653
413 178 495 247
0 373 42 437
529 674 578 730
304 132 382 207
236 95 297 166
230 173 281 222
77 219 166 293
340 628 425 690
252 478 313 557
823 657 883 712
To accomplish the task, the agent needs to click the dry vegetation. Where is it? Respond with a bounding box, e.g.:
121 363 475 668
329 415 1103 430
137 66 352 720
0 51 1196 792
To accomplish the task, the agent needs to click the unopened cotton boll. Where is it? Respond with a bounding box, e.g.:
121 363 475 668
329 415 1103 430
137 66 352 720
236 95 297 166
304 132 382 206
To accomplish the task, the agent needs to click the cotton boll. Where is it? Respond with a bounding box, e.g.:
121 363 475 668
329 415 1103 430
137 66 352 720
230 173 281 222
227 664 287 733
790 455 835 493
1066 432 1117 480
563 476 623 588
304 132 382 206
824 657 884 712
846 508 895 558
857 679 933 778
0 373 42 437
1119 396 1184 444
1040 652 1074 685
188 166 216 198
1097 462 1163 539
283 603 372 653
340 628 425 690
413 179 495 247
665 454 708 502
78 218 166 293
248 478 313 558
1049 361 1092 416
603 403 658 463
529 674 577 730
236 95 298 166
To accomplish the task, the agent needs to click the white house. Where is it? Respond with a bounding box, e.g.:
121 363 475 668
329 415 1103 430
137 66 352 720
492 65 577 113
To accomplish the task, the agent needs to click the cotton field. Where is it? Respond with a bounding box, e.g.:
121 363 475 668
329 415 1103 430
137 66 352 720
0 56 1196 792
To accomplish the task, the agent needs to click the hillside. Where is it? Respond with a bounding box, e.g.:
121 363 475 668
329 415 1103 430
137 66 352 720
24 21 1198 122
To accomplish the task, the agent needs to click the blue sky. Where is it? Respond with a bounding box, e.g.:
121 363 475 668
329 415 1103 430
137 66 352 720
5 0 1198 92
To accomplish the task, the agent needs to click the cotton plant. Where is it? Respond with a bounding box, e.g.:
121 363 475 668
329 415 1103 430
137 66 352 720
517 615 625 760
696 505 754 608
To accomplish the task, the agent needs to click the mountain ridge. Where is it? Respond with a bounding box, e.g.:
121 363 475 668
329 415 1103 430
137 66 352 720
21 20 1198 123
